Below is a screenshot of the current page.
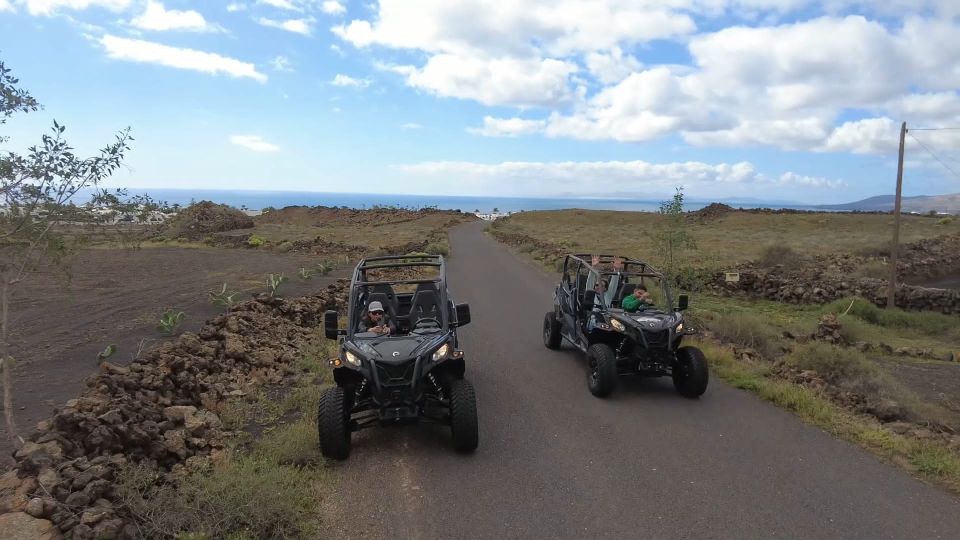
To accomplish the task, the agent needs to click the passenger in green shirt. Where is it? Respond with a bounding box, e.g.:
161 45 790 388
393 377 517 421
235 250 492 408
622 285 654 312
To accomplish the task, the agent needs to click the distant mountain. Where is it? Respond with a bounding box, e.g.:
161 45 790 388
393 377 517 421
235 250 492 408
817 193 960 214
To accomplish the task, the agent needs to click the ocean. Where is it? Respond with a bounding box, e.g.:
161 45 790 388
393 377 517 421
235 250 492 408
91 189 821 214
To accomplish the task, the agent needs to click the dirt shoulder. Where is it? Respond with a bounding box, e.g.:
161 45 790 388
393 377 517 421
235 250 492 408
2 246 345 464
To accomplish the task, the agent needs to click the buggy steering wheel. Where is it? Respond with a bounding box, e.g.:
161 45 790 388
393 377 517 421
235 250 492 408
414 317 441 328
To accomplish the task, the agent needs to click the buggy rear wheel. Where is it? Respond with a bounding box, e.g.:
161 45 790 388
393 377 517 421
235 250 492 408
673 346 709 398
586 343 617 398
543 310 562 349
318 387 351 460
449 379 479 452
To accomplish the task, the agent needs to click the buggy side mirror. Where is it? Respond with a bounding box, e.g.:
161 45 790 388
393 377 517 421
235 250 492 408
324 310 341 339
454 303 471 327
581 289 596 311
677 294 689 311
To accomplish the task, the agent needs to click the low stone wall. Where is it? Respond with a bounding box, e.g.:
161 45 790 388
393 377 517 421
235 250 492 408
0 282 348 539
710 268 960 314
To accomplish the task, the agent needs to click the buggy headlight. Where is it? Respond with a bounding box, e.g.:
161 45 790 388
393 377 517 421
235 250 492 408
675 322 684 333
432 343 450 362
344 351 362 367
610 319 626 332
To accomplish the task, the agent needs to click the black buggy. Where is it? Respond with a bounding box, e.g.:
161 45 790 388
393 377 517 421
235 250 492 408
319 254 477 459
543 254 708 398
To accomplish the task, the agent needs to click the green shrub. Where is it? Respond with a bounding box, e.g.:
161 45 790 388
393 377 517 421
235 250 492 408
116 455 321 539
424 240 450 256
266 273 288 297
824 296 957 337
706 312 781 359
157 309 185 336
936 217 954 225
787 342 882 389
247 234 265 247
208 283 239 310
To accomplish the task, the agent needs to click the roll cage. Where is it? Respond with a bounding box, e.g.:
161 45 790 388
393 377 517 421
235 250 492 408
345 254 457 338
561 254 676 312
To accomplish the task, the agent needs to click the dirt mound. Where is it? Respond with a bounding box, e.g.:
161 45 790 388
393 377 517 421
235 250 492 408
0 283 348 539
257 205 476 228
160 202 254 240
689 202 733 222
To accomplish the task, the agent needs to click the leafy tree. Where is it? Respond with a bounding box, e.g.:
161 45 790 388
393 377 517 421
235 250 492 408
648 187 697 283
1 58 133 445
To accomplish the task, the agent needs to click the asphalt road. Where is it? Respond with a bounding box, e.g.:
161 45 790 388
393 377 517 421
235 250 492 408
322 221 960 539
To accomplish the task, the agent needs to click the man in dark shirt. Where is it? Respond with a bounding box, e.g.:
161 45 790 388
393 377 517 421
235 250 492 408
358 301 396 335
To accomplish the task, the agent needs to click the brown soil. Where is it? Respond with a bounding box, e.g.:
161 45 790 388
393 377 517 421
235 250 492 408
256 205 475 228
2 246 345 464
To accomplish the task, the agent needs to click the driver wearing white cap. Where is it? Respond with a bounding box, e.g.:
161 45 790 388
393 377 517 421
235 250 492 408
358 300 396 335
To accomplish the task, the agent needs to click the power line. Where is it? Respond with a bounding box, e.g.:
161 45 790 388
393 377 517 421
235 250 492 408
907 131 960 181
909 127 960 131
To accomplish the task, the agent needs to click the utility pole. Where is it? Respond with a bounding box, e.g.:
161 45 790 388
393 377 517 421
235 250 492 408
886 121 907 309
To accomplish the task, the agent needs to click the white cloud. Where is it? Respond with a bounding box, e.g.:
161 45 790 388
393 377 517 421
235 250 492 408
270 55 293 72
819 117 900 154
585 47 642 85
22 0 131 15
0 0 13 12
394 159 842 197
226 3 246 12
99 34 267 82
331 73 370 87
230 134 279 152
258 0 299 10
130 1 219 32
401 122 423 130
391 55 577 108
321 0 344 15
333 1 695 57
468 116 545 137
257 16 313 35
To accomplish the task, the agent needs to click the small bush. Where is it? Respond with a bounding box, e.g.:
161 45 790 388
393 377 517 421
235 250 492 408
208 283 239 310
247 234 265 247
787 342 882 388
756 244 802 268
117 455 321 539
424 240 450 256
266 273 288 297
157 309 185 336
707 312 781 359
824 296 957 337
936 217 954 225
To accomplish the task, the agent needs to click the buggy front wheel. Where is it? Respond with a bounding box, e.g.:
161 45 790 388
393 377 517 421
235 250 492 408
673 346 709 398
449 379 479 452
586 343 617 398
318 387 352 460
543 310 562 349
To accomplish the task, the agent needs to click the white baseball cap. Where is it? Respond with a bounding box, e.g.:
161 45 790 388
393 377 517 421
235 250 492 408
368 301 384 313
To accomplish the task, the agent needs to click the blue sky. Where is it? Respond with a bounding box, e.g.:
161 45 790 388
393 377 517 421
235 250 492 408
1 0 959 204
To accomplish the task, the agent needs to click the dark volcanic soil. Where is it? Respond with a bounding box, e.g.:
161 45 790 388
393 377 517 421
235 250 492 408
1 246 345 465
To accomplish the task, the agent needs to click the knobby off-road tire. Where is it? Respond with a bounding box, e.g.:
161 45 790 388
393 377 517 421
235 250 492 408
543 310 562 349
449 379 479 452
673 346 709 398
318 386 351 460
587 343 618 398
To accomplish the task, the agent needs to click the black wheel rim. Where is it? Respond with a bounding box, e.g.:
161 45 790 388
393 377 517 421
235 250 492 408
543 319 550 342
589 358 599 387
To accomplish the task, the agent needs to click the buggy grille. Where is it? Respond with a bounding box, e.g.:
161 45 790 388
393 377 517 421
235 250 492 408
643 330 670 348
375 360 416 385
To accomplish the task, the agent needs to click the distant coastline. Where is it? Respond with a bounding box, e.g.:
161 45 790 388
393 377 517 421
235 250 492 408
87 188 825 214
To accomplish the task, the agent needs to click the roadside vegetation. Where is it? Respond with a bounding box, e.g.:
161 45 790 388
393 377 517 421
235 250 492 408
116 335 337 538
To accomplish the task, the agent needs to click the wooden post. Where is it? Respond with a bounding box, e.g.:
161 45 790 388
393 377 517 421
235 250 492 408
886 121 907 309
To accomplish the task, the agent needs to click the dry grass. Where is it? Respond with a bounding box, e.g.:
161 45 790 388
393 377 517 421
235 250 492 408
692 338 960 494
497 209 960 268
